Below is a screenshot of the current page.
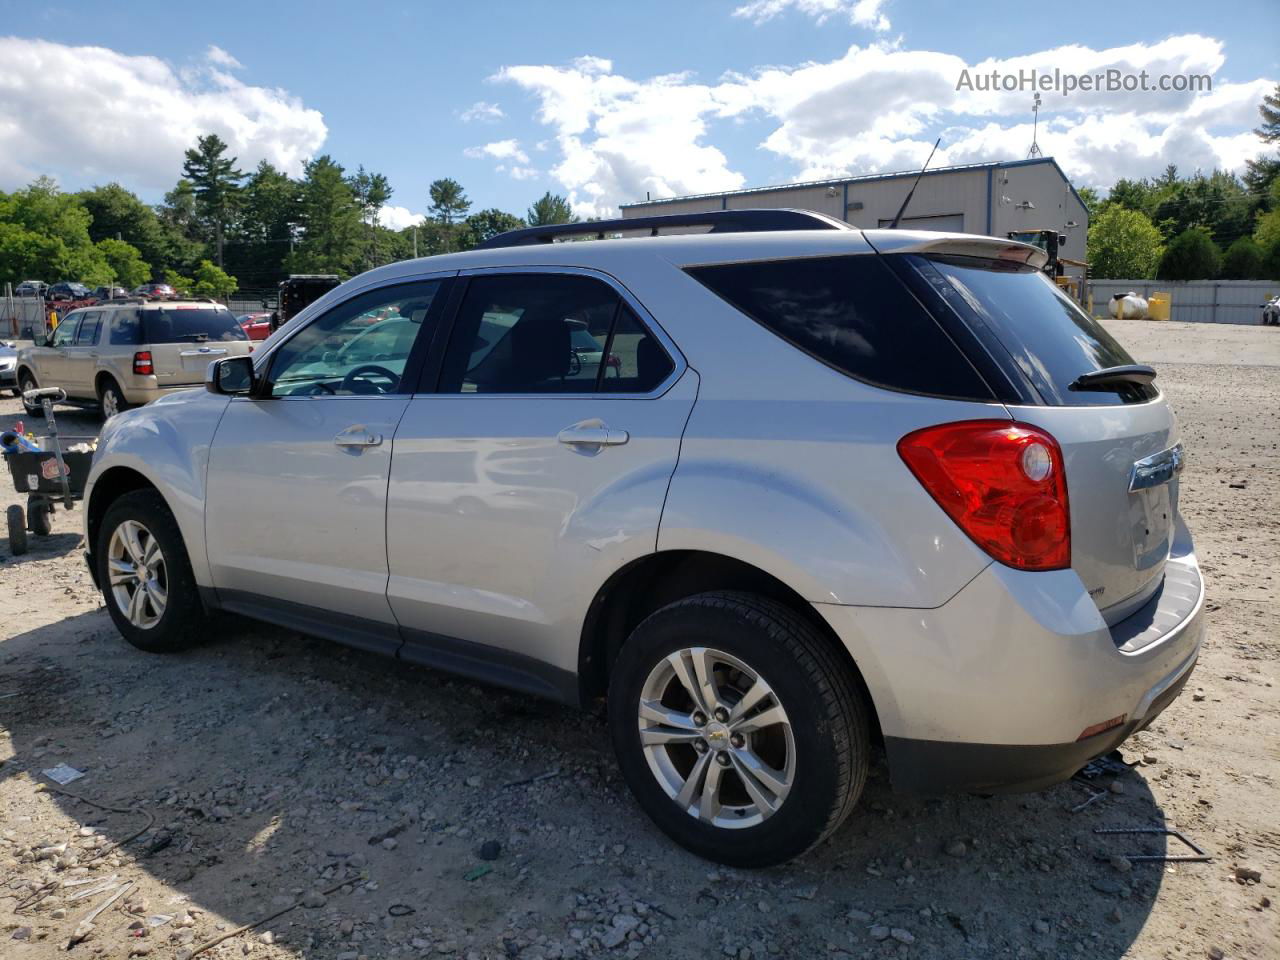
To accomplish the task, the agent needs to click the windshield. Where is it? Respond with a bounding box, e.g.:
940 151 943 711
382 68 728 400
141 308 248 343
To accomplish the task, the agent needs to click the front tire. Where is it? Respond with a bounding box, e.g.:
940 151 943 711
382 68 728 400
608 592 870 867
96 490 205 652
19 371 40 416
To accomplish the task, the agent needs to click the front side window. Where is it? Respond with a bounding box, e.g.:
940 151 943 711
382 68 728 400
50 314 80 347
75 311 102 346
267 281 442 397
438 273 674 395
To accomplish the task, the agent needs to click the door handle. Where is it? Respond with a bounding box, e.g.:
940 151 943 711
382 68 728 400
334 429 383 448
557 423 629 446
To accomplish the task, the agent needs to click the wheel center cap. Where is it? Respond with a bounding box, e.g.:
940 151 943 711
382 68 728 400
705 722 730 747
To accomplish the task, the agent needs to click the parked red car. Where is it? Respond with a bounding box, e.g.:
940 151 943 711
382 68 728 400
237 312 272 341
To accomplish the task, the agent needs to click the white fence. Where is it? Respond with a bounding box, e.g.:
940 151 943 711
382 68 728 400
1089 279 1279 325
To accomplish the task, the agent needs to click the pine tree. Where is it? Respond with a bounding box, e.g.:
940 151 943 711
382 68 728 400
181 134 245 267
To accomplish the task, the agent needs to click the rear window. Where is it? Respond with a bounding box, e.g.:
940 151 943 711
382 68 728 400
686 254 993 400
141 308 247 344
915 256 1157 406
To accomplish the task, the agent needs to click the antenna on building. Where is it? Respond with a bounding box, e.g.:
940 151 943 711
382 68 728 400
1027 93 1043 159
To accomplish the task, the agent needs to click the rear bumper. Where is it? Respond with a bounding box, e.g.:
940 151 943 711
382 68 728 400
815 518 1205 795
120 381 202 405
883 644 1197 793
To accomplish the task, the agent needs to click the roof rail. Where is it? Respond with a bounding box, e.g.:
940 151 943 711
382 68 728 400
476 208 851 250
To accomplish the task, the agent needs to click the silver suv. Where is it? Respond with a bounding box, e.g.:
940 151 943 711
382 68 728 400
82 212 1203 866
16 299 253 418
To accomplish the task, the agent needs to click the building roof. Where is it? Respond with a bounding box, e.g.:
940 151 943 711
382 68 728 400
620 156 1086 213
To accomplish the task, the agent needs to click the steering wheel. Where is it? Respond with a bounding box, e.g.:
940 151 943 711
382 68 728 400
340 364 399 394
567 349 583 377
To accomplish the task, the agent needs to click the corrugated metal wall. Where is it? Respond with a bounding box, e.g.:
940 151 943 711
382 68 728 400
1089 280 1280 325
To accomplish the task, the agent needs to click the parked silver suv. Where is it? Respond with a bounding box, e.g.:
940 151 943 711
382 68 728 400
16 299 253 418
82 211 1203 866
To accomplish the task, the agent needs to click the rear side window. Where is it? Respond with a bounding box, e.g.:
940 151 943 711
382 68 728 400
916 256 1156 406
687 255 993 400
142 308 248 343
109 310 142 345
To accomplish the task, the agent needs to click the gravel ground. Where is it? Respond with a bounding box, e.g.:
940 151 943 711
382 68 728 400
0 319 1276 960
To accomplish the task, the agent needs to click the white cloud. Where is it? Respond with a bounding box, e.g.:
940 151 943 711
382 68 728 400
0 37 327 191
378 205 426 230
206 45 242 69
465 138 531 164
733 0 890 31
460 100 505 123
493 36 1274 213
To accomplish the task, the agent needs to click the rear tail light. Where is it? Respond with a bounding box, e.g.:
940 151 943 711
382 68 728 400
133 351 154 375
897 420 1070 571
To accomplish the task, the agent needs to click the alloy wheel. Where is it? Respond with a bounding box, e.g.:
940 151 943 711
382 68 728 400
102 386 120 419
637 646 795 828
106 519 167 629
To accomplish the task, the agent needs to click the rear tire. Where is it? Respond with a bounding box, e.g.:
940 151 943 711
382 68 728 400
608 591 870 867
6 505 27 555
98 378 128 420
96 490 206 652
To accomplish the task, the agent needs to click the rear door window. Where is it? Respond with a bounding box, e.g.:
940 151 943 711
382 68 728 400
686 255 993 400
914 256 1156 406
75 311 102 346
142 308 248 343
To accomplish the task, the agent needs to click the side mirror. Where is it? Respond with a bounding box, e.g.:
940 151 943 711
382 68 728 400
207 355 256 396
33 331 48 347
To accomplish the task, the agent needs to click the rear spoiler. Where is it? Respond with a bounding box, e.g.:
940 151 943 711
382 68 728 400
862 231 1050 271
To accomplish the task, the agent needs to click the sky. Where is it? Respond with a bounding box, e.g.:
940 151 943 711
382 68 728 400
0 0 1276 228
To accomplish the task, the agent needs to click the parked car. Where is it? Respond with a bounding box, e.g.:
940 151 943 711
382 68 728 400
90 286 130 303
47 282 92 302
0 340 18 395
236 312 272 341
81 211 1203 866
1262 296 1279 326
15 300 252 419
131 283 177 299
14 280 48 298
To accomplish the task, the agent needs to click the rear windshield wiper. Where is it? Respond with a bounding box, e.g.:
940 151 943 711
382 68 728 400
1069 364 1157 392
174 333 210 342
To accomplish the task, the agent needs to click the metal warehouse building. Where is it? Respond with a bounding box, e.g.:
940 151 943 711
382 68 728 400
620 156 1089 257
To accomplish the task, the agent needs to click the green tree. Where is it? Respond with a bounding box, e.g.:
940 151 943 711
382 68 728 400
427 178 470 226
1157 227 1222 281
1256 82 1280 143
1086 206 1164 279
285 155 363 276
227 161 300 287
77 183 174 270
182 133 245 267
156 179 207 273
0 177 111 286
459 208 525 250
349 166 394 270
1219 238 1266 280
190 259 238 298
162 268 193 294
95 237 150 289
1075 186 1101 218
526 192 577 226
1255 205 1280 251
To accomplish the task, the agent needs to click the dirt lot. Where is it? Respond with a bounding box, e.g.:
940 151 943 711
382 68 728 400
1 319 1276 960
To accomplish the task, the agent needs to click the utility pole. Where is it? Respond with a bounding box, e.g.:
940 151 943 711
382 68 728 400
413 225 419 259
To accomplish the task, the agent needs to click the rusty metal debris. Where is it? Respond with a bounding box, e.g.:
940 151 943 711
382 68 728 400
1093 826 1212 863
